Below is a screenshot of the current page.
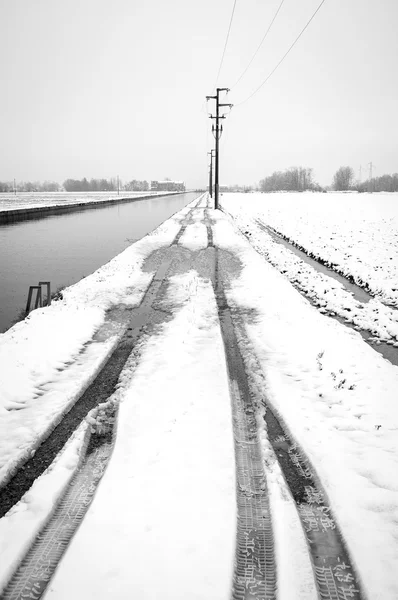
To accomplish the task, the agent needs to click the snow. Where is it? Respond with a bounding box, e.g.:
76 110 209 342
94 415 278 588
0 191 174 212
222 192 398 306
262 433 318 600
178 200 209 250
1 192 398 598
0 196 199 486
212 208 398 599
221 192 398 343
0 422 88 594
44 271 236 600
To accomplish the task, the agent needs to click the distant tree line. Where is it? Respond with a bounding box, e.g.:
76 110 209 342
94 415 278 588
220 184 253 193
124 180 149 191
257 165 398 193
0 177 151 193
0 180 60 192
356 173 398 193
332 166 398 192
259 167 322 192
63 178 150 192
63 178 119 192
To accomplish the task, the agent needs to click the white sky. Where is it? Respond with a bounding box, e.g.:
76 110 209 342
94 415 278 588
0 0 397 188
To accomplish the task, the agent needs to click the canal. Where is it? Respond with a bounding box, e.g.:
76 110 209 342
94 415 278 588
0 192 200 333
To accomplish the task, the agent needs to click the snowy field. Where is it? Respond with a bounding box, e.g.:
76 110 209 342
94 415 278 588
1 194 398 598
221 192 398 345
0 191 171 212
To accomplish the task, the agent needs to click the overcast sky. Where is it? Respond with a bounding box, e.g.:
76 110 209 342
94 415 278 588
0 0 397 188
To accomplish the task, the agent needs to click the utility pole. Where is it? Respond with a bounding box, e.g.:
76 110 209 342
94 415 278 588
368 162 373 180
208 152 212 197
208 149 215 197
359 165 362 182
14 178 16 195
117 175 120 195
206 88 232 209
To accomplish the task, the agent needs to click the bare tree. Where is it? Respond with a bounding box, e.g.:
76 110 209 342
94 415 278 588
333 166 355 191
259 167 317 192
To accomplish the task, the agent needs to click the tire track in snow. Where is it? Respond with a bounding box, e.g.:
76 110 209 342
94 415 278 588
205 213 366 600
265 413 365 600
0 408 116 600
0 199 208 597
0 197 203 519
171 196 204 245
216 299 276 600
205 219 276 599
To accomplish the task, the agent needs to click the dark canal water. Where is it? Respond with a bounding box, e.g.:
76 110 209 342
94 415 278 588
0 192 199 333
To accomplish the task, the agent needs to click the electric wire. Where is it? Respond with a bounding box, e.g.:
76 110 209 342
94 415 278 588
231 0 285 90
213 0 238 91
234 0 327 107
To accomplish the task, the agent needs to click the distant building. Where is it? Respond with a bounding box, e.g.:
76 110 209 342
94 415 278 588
151 180 185 192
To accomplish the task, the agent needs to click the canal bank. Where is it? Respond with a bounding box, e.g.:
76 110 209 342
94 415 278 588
0 191 199 332
0 191 182 225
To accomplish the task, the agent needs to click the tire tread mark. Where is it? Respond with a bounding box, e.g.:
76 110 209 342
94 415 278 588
0 200 201 518
171 195 205 245
0 416 115 600
206 220 276 599
207 216 366 600
0 227 191 597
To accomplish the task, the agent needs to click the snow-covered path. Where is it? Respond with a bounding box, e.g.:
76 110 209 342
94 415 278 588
1 194 398 599
44 270 237 600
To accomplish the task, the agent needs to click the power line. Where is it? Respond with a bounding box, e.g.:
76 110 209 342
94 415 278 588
213 0 238 90
231 0 285 90
234 0 327 107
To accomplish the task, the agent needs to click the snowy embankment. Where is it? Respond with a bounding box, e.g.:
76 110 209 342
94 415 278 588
0 191 171 212
1 194 398 598
221 192 398 344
